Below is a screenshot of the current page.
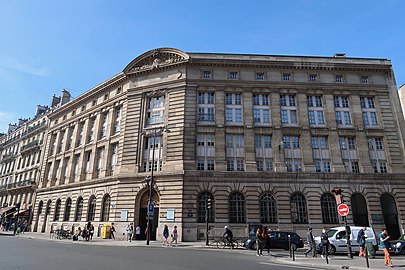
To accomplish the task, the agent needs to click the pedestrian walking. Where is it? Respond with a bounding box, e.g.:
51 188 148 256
87 222 94 241
305 228 317 257
162 224 169 246
109 222 116 240
320 228 330 260
379 228 393 267
262 227 271 255
256 228 263 256
135 225 141 240
126 223 134 242
357 226 367 257
170 225 178 246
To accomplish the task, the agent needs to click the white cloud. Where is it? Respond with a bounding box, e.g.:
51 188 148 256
0 56 49 77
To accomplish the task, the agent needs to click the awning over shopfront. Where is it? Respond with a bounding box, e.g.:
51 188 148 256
0 206 15 215
13 208 30 218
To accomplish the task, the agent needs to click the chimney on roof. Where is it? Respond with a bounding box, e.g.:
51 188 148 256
51 94 61 108
36 105 48 117
8 123 17 133
60 89 71 106
334 53 346 58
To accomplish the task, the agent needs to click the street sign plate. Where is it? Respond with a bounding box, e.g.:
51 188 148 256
148 203 154 214
337 203 349 217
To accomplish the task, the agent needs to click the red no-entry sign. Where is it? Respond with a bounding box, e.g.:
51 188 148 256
337 203 349 217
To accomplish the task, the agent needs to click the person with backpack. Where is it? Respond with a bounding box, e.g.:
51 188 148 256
162 224 169 246
357 227 367 257
126 223 134 242
305 228 316 257
170 225 178 246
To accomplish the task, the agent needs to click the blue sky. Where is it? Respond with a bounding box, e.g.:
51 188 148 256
0 0 404 133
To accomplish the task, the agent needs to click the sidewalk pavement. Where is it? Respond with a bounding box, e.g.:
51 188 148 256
3 231 405 269
274 252 405 270
0 231 210 248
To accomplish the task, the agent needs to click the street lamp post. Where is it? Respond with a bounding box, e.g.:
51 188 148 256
143 127 169 245
332 188 353 258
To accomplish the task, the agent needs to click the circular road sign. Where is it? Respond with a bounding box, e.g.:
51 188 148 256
337 203 349 217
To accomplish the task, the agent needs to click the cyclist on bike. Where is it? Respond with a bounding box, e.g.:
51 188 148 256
223 226 234 249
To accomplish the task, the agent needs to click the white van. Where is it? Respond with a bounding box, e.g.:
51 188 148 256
314 226 378 254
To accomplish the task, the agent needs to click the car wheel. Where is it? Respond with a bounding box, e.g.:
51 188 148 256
328 245 336 255
401 247 405 255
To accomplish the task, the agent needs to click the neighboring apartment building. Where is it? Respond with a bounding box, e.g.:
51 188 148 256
33 48 405 241
0 91 70 228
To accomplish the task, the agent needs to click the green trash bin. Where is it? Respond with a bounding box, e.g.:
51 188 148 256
366 241 376 258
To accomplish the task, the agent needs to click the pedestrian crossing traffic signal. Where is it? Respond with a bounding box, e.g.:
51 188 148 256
207 198 212 209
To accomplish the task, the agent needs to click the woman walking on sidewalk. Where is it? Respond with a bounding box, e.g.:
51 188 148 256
380 228 393 267
256 228 263 256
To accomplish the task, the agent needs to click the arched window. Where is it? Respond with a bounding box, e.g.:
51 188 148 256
63 198 72 221
54 199 61 221
291 193 308 224
260 193 277 223
321 193 339 224
75 197 83 222
87 196 96 222
351 193 369 226
197 192 214 223
229 192 245 223
100 194 111 222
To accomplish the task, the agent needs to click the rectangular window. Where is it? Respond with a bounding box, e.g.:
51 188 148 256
226 134 244 171
360 97 378 127
334 96 351 127
256 72 265 81
196 134 215 171
143 136 163 172
202 70 212 79
282 73 291 81
110 144 118 176
99 112 108 140
147 96 165 125
335 75 343 83
361 76 369 83
280 95 297 126
225 94 243 124
229 71 238 80
309 74 317 82
253 94 271 125
113 107 122 134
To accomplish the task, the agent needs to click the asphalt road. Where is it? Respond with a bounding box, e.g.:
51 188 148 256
0 235 327 270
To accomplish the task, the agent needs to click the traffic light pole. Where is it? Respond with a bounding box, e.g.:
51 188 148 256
205 204 209 246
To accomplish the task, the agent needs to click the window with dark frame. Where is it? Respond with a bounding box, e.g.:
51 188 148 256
260 193 277 223
197 192 214 223
290 193 308 224
229 192 246 223
320 193 339 224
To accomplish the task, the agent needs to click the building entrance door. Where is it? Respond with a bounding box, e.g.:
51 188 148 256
139 191 159 241
381 194 400 240
41 200 51 233
33 200 43 232
351 193 369 227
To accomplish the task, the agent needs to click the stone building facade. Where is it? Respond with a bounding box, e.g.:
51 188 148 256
33 48 405 241
0 91 71 227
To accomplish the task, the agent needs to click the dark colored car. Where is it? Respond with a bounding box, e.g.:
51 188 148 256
243 231 304 251
390 234 405 255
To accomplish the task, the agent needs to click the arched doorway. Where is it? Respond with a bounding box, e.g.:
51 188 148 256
381 194 400 239
351 194 369 226
41 200 52 233
138 190 159 241
33 200 43 232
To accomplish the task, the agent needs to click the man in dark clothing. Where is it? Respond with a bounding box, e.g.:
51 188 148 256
223 226 234 248
357 227 367 257
305 228 317 257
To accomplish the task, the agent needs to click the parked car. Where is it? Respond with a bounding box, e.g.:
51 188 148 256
390 234 405 255
314 226 378 255
243 231 304 251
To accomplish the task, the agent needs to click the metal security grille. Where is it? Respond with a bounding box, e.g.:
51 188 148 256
291 193 308 224
321 193 339 224
229 192 245 223
260 193 277 223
